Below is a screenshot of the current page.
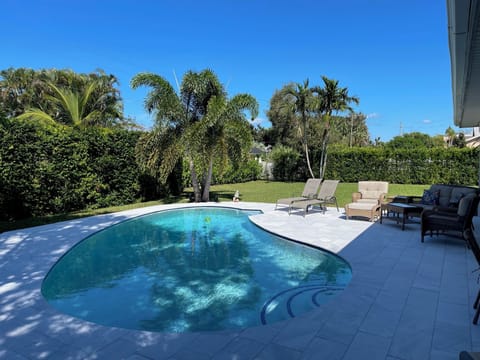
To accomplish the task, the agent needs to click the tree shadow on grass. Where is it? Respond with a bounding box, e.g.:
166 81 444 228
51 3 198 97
183 191 235 203
0 195 191 233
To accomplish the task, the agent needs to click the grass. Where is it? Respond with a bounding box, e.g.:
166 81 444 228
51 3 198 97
0 181 429 233
211 181 428 206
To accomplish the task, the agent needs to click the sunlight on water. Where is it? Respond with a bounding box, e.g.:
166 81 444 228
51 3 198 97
42 207 351 332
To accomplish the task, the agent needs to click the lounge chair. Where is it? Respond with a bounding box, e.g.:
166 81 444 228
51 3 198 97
275 178 322 211
289 180 340 217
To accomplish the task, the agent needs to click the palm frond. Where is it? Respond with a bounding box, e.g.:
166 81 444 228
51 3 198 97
16 108 57 127
130 72 180 123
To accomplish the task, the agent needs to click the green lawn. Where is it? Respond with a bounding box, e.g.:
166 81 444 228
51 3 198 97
208 181 427 206
1 181 428 233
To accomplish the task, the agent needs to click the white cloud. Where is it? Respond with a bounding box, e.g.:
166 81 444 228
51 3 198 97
423 119 432 124
366 112 380 119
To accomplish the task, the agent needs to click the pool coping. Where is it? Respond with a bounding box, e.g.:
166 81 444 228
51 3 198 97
1 202 479 359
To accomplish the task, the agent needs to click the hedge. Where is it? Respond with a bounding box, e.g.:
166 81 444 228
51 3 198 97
323 147 479 185
0 122 181 220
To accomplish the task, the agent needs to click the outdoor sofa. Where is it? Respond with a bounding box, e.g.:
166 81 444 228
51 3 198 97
411 184 478 212
419 184 479 242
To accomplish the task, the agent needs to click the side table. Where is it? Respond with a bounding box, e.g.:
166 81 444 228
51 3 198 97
380 202 422 230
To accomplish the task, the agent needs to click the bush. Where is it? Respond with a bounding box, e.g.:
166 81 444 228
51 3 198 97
182 158 262 187
0 122 181 220
270 145 302 181
213 159 262 184
323 146 478 185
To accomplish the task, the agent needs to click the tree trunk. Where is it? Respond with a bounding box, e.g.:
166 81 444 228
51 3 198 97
201 156 214 202
305 142 315 178
319 142 328 179
302 113 315 178
189 159 202 202
319 126 330 179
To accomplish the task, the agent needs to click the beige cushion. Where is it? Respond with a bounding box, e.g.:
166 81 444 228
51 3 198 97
356 181 388 203
356 199 380 204
346 202 378 210
361 190 382 199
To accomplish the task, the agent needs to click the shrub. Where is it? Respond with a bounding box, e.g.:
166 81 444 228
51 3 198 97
270 145 302 181
0 122 181 220
323 146 478 185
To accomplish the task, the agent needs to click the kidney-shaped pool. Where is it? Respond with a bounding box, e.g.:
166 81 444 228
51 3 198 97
42 207 352 332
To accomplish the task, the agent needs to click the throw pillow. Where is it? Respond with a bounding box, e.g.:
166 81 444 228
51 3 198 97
449 192 465 207
421 189 440 205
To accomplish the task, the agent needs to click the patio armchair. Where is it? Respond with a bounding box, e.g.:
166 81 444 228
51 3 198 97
421 192 479 243
275 178 322 211
344 181 388 222
352 181 389 205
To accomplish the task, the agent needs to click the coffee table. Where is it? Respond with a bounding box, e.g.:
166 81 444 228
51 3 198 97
380 202 422 230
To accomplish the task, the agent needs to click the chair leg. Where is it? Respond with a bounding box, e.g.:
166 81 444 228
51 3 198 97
474 289 480 309
473 289 480 324
474 306 480 325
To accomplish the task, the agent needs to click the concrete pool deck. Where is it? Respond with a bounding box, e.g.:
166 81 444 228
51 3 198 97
1 202 480 359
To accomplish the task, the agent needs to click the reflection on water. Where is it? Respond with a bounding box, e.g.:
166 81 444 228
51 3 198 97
42 207 351 332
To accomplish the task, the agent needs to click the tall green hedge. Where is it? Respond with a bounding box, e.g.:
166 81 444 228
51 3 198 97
323 147 479 185
0 122 181 220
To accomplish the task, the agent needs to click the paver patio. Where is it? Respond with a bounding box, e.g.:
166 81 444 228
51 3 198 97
1 202 479 359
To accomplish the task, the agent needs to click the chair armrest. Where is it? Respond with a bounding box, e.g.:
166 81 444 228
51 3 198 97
409 196 423 204
352 192 362 202
421 209 437 219
379 192 388 204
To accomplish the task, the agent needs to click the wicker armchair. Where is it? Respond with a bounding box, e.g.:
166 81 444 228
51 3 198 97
351 181 389 205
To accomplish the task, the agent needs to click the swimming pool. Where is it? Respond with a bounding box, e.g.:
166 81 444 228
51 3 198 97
42 207 351 332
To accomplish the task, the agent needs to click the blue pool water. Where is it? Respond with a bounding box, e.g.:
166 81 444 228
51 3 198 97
42 207 352 332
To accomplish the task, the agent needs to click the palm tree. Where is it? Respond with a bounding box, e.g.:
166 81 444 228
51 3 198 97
131 69 258 202
282 79 316 178
16 81 104 128
6 69 125 128
313 76 359 178
445 126 456 147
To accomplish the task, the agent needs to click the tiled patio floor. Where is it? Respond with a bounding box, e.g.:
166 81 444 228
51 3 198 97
1 202 479 359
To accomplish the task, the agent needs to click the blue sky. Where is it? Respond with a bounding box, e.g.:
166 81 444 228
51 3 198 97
1 0 458 141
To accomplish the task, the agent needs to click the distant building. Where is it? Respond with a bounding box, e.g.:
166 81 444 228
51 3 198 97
465 127 480 148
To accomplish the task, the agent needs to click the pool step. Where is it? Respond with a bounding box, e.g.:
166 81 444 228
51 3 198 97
260 284 345 325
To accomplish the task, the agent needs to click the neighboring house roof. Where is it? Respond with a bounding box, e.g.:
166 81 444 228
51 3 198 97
447 0 480 128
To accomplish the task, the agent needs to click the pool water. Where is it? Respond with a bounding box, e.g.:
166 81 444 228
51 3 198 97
42 207 352 332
